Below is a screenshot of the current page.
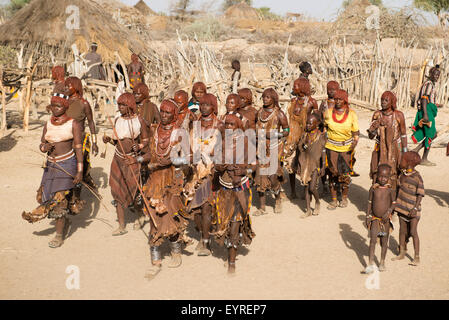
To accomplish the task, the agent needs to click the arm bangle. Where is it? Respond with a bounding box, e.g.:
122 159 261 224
137 156 144 164
77 163 83 172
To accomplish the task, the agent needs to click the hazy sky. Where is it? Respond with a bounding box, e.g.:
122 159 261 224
120 0 437 23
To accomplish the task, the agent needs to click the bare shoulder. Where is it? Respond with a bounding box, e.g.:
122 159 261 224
277 108 287 118
394 110 405 120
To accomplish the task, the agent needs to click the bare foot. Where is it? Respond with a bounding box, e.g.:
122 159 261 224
133 217 144 230
144 263 162 280
195 239 204 251
48 234 63 248
301 209 312 219
379 262 386 272
112 227 128 236
410 256 420 266
227 262 236 275
391 252 405 261
313 204 320 216
168 253 182 268
339 198 348 208
253 208 267 216
198 242 211 256
327 200 338 210
274 199 282 214
363 264 376 274
420 159 436 166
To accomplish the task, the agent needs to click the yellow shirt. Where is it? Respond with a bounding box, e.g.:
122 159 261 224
324 107 359 152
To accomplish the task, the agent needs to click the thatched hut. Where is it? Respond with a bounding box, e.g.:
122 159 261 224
134 0 156 16
224 1 261 20
0 0 147 78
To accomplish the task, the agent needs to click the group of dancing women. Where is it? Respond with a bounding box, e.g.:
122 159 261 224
22 61 443 277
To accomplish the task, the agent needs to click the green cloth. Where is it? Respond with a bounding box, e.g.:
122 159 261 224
412 102 437 149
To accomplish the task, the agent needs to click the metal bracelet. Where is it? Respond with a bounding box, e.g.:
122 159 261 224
170 241 182 254
150 246 161 262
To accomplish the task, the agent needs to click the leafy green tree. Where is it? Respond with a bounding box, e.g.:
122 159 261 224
414 0 449 25
342 0 383 9
256 7 281 20
222 0 252 12
7 0 31 14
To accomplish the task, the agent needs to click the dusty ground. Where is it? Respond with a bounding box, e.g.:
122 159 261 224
1 103 449 300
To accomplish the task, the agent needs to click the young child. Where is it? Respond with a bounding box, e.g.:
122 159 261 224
297 113 326 217
391 151 424 266
365 164 395 273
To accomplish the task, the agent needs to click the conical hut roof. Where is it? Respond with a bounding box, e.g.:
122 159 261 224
0 0 147 65
224 1 261 20
134 0 156 16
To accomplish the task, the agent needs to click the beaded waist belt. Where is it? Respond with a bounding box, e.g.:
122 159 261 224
47 149 75 163
219 175 249 191
327 137 353 147
115 149 134 160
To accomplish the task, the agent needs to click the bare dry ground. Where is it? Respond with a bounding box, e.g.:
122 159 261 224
1 105 449 300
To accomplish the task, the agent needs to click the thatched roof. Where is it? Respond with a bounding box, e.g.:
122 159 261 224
224 2 261 20
134 0 156 16
0 0 147 63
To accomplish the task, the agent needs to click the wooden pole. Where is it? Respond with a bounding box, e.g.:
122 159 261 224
23 53 34 133
115 52 130 90
0 67 6 132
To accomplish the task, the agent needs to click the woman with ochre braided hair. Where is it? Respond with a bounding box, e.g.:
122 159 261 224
103 93 149 236
64 76 98 213
253 88 289 216
212 113 255 274
22 92 84 248
136 100 192 280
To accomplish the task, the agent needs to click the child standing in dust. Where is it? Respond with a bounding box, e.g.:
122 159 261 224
391 151 424 266
365 164 395 273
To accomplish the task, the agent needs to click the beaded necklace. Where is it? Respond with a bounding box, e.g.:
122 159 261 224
332 107 349 124
155 123 174 157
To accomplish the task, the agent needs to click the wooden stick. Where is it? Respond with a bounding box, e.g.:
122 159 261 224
29 149 110 213
23 53 34 133
115 52 130 90
0 67 6 131
105 113 158 228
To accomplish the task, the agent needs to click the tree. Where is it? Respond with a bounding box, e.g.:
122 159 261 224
342 0 383 9
256 7 281 21
222 0 252 12
7 0 31 15
170 0 192 19
414 0 449 26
